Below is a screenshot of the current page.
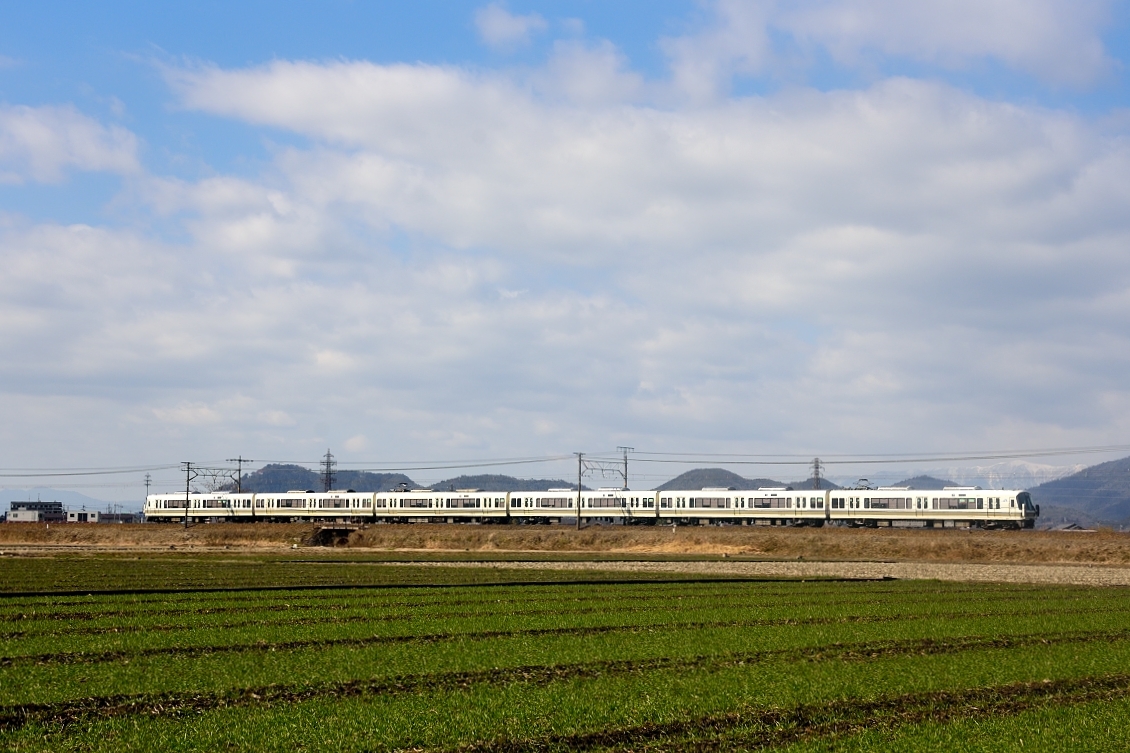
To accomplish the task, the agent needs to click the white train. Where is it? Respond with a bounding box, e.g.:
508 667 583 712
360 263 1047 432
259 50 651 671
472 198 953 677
145 485 1039 528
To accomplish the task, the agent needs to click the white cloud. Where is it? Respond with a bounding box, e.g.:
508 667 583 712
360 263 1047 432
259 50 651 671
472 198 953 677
259 410 296 427
777 0 1113 86
474 3 547 49
4 47 1130 486
152 403 223 426
0 104 139 183
662 0 1115 99
661 0 778 102
536 40 646 104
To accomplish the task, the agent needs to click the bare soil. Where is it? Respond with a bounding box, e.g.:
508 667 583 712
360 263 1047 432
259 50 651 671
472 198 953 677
2 522 1130 566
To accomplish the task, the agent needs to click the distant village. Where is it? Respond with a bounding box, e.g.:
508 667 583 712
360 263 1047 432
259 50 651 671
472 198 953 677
4 499 139 524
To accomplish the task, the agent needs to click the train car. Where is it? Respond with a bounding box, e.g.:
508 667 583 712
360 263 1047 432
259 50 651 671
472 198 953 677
740 487 829 525
657 487 745 524
826 487 1037 528
144 492 255 522
509 489 577 522
374 489 507 522
578 488 658 523
247 490 375 522
654 487 829 525
615 490 658 522
504 488 659 523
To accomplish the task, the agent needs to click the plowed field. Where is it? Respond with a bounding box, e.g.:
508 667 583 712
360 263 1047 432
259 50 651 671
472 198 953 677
0 555 1128 751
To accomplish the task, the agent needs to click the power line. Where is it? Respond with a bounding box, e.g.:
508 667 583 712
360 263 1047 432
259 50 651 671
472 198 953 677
0 464 182 478
348 456 577 473
626 448 1130 466
1 442 1125 485
630 443 1130 462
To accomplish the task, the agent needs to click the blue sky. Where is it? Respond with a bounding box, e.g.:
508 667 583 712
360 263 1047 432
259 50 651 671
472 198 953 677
2 1 1130 499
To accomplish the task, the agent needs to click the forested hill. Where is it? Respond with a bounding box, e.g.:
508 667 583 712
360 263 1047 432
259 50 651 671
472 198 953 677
234 464 1001 498
236 464 416 493
234 466 577 494
426 475 581 492
1027 456 1130 524
895 476 957 489
654 468 842 491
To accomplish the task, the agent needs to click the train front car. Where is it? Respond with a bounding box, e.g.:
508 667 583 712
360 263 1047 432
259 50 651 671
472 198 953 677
928 488 1037 529
1016 491 1039 528
827 487 1038 528
144 492 254 522
145 493 188 522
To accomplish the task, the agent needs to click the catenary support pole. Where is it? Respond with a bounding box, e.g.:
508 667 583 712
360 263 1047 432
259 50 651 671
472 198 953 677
617 446 634 490
183 462 191 530
576 452 583 531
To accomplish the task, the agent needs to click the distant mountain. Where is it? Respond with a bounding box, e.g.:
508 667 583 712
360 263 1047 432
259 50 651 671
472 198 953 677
920 461 1083 490
427 474 582 492
234 466 584 494
1027 456 1130 524
236 464 417 493
336 470 419 492
655 468 786 491
893 475 957 489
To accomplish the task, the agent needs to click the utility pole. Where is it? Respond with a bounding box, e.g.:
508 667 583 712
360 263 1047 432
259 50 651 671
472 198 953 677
812 458 823 490
321 449 337 492
576 452 583 530
144 473 151 499
617 446 634 490
182 462 191 530
226 456 252 493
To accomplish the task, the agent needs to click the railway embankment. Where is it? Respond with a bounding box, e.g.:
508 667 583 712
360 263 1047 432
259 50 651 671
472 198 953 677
2 522 1130 567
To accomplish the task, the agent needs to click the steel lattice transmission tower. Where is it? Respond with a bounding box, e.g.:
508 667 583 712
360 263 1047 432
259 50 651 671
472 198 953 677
812 457 824 490
321 449 337 492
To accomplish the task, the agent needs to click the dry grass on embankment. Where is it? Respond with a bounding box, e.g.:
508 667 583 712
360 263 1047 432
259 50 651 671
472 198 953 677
1 522 1130 565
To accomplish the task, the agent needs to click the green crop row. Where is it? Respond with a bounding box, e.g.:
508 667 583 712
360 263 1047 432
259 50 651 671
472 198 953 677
2 580 1123 663
5 604 1130 706
1 560 1127 751
0 555 766 593
0 577 1102 626
3 638 1128 752
778 692 1130 752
